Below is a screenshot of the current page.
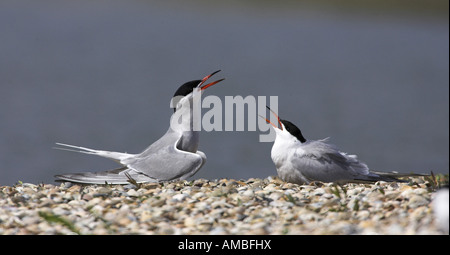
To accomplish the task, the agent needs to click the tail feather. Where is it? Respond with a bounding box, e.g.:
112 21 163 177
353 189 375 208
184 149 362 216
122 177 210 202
370 171 429 178
54 142 134 163
361 171 430 183
54 167 156 185
55 143 100 153
54 142 152 184
348 171 429 184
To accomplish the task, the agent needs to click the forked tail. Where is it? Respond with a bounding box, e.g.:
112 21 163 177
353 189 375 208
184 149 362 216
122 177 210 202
54 142 133 163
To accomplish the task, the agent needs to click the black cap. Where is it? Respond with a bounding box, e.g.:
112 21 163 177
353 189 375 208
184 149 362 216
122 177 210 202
171 80 201 112
280 119 307 143
173 80 201 98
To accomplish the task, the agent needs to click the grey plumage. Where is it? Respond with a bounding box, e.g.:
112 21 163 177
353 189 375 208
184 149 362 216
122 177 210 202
275 138 412 184
54 126 206 184
264 108 426 185
54 71 223 184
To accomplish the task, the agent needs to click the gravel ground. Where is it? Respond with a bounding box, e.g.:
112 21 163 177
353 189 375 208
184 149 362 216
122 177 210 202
0 176 448 235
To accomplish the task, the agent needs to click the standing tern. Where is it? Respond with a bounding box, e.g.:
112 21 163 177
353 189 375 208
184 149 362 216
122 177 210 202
262 106 424 184
54 70 224 184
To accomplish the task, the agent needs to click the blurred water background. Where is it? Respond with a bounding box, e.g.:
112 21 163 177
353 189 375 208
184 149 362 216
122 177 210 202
0 0 448 186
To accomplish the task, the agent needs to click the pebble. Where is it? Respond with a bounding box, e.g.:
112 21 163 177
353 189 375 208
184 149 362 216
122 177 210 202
0 176 447 234
126 189 139 197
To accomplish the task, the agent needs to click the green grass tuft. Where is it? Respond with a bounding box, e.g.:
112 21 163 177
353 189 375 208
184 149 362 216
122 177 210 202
38 211 81 235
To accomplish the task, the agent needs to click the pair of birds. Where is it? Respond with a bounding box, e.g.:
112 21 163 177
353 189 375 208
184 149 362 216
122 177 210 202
55 70 414 185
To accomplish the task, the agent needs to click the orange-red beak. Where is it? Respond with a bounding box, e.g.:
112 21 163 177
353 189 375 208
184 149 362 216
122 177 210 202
199 70 225 90
262 106 283 130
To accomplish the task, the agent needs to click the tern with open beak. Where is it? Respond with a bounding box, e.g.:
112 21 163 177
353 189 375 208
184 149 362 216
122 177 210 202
54 70 224 184
261 106 424 184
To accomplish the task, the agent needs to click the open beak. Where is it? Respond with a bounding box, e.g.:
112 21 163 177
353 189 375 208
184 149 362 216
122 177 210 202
198 70 225 90
261 106 283 130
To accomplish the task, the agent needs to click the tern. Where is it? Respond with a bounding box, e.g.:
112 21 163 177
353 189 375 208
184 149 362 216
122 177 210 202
54 70 224 184
262 106 424 184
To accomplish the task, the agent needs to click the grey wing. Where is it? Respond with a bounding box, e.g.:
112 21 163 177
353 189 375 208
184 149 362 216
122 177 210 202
291 154 356 183
127 147 204 181
124 131 204 181
292 140 370 182
55 167 157 184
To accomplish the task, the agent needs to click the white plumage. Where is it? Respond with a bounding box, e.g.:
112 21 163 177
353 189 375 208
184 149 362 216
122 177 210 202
54 71 224 184
264 107 421 184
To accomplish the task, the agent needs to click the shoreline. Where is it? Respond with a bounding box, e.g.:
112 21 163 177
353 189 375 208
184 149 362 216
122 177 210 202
0 176 448 235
